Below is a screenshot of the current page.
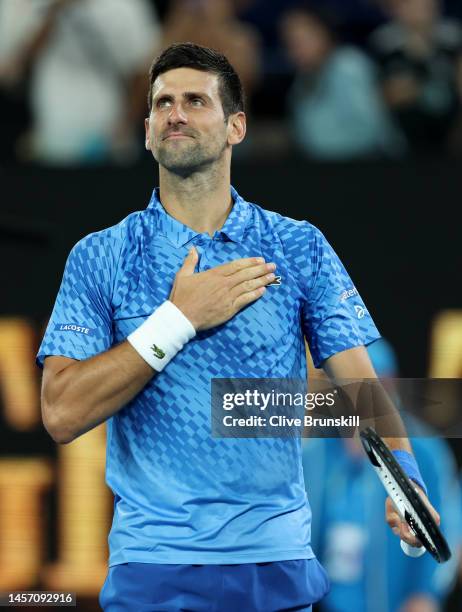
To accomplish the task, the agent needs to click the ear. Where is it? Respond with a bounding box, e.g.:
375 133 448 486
144 117 151 150
227 112 246 146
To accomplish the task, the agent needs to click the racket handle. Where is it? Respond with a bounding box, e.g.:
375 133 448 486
401 540 425 558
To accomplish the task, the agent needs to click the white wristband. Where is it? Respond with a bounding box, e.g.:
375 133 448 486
127 300 196 371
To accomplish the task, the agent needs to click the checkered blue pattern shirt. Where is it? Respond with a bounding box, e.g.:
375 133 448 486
37 186 380 565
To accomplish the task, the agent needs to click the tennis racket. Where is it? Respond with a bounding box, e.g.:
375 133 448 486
360 427 451 563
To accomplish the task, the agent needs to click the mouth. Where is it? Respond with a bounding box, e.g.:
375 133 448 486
163 133 194 141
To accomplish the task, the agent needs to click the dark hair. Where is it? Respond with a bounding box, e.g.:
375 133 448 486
147 42 245 119
286 2 340 38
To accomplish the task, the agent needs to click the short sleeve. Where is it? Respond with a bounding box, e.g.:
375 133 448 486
301 227 381 368
36 233 116 367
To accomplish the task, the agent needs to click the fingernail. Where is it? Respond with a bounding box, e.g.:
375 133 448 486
256 257 265 263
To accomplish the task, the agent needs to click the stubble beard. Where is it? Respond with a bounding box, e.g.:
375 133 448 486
155 135 228 178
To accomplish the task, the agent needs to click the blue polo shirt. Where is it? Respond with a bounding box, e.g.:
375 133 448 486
37 186 380 566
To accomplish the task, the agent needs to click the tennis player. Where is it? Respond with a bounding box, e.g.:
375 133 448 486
37 43 439 611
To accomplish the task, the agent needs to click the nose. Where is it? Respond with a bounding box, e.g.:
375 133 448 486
167 102 188 126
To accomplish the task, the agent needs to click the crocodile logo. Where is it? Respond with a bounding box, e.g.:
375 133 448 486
151 344 166 359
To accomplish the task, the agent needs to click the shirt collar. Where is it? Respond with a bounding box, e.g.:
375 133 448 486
147 186 252 247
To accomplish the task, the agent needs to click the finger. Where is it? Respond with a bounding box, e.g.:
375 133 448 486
422 498 441 526
230 272 276 298
387 511 402 536
214 257 266 276
415 488 441 526
233 286 266 311
387 512 420 545
227 262 276 288
385 498 402 536
399 521 422 547
385 499 423 546
177 247 199 277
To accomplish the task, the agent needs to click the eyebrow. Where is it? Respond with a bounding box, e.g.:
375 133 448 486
154 91 213 104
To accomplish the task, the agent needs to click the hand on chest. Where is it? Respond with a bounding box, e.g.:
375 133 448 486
112 240 304 352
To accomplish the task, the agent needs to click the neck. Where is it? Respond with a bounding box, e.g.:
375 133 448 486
158 160 233 236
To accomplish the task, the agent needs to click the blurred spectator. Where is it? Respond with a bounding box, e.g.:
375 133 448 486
304 433 461 612
457 469 462 609
236 0 385 48
0 0 160 165
0 1 35 163
369 0 462 155
0 67 30 164
458 469 462 609
280 6 404 160
234 0 300 56
161 0 261 106
303 339 462 612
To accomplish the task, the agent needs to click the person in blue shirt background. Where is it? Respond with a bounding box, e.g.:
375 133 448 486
303 339 462 612
280 5 405 160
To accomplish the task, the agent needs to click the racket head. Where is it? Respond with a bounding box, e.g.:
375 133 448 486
360 427 451 563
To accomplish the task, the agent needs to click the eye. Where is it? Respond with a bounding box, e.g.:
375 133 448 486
190 97 205 107
157 98 172 109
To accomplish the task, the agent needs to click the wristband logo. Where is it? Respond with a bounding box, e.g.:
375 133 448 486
268 275 282 286
151 343 166 359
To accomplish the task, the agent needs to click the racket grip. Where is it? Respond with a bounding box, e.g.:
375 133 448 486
401 540 425 558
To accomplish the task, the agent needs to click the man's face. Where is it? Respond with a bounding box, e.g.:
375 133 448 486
281 13 331 72
145 68 235 176
387 0 438 28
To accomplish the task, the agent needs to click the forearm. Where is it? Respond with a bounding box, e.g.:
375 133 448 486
42 341 155 443
11 0 69 81
364 379 412 453
322 346 412 451
383 436 412 452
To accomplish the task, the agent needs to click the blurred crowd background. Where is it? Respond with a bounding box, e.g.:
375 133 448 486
2 0 462 165
1 1 462 611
